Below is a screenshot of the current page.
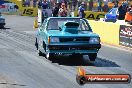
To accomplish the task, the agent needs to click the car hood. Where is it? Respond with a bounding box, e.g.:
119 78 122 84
47 30 99 37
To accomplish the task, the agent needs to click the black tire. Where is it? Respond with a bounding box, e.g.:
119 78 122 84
88 53 97 61
35 38 38 50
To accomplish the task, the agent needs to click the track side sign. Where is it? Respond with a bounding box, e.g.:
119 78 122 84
119 25 132 48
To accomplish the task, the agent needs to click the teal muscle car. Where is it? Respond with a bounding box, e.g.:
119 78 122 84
35 17 101 61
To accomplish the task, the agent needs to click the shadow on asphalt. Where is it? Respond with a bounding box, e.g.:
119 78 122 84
49 55 120 67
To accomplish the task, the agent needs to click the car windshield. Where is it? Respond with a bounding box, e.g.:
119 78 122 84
47 18 90 31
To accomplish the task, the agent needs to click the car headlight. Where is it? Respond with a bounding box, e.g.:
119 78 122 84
50 37 59 43
89 37 100 44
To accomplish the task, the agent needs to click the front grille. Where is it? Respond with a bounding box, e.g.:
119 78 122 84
59 37 90 42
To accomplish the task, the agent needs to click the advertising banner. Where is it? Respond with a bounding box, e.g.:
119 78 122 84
0 1 19 15
74 11 106 20
21 7 38 16
119 25 132 48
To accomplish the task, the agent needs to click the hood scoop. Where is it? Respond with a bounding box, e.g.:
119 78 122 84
61 22 79 34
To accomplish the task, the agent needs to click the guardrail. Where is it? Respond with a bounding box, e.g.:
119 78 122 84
88 20 132 48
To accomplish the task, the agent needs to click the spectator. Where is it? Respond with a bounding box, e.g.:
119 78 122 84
73 0 77 11
123 0 129 6
125 10 132 22
127 5 132 12
52 3 59 17
125 10 132 25
61 0 68 8
89 0 93 11
113 0 119 8
58 3 68 17
14 5 19 10
78 2 85 18
118 3 128 20
33 0 37 7
57 0 67 8
25 0 30 7
38 0 42 8
103 0 109 12
41 0 49 9
98 0 102 12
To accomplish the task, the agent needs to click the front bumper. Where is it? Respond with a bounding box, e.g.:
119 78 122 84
47 44 101 54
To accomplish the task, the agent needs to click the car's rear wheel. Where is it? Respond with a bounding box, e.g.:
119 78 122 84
88 53 97 61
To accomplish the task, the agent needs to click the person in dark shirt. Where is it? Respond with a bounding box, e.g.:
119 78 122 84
33 0 37 7
113 0 119 8
118 3 128 20
38 0 42 8
41 0 48 9
78 2 85 18
52 3 59 17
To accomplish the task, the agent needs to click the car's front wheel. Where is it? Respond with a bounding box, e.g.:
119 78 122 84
88 53 97 61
